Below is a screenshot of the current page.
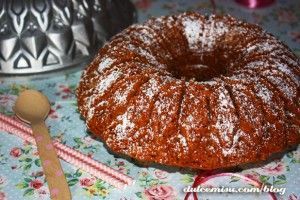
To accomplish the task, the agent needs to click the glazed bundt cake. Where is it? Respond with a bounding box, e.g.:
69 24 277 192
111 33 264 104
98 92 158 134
76 12 300 170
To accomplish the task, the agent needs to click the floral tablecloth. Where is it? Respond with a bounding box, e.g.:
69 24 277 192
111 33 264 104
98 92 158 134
0 0 300 199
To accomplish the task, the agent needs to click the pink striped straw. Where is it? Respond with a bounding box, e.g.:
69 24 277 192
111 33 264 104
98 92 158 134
0 113 134 189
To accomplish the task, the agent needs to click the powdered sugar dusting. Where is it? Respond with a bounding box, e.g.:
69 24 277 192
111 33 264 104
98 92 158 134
114 81 134 104
155 100 169 118
98 57 115 72
182 16 228 51
245 59 298 86
222 129 245 156
97 71 122 94
266 74 296 99
256 84 272 103
178 134 188 153
210 134 220 145
182 18 202 49
251 81 281 116
115 113 135 141
275 61 299 86
127 44 163 68
181 114 196 135
86 70 122 121
214 86 237 144
143 78 159 98
246 41 278 53
86 103 95 121
131 25 156 45
187 115 194 123
232 83 262 134
245 60 265 69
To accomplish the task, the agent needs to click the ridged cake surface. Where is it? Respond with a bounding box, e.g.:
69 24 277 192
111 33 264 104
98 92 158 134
77 12 300 169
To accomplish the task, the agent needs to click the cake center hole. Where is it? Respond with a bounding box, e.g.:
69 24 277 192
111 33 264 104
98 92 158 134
167 54 227 81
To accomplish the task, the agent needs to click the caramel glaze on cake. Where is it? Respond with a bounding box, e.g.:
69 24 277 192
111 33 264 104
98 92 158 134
76 12 300 170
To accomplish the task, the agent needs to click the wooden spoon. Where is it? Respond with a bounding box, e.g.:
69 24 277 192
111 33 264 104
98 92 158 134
14 90 71 200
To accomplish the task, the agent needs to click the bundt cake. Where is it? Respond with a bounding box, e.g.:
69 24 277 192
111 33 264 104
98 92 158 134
76 12 300 170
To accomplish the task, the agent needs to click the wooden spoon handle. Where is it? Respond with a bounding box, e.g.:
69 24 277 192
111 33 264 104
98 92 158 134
31 122 71 200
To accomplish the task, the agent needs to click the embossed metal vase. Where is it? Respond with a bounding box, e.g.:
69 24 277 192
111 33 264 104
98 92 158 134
0 0 136 74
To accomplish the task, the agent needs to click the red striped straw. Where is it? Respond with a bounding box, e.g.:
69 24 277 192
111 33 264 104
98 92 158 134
0 113 134 189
